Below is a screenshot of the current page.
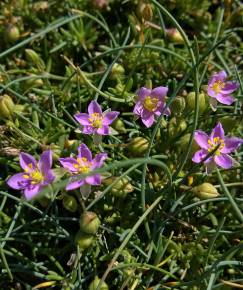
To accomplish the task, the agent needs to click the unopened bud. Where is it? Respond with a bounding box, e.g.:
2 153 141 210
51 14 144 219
128 137 149 156
88 276 109 290
75 231 94 251
166 28 184 44
168 117 187 137
25 49 45 70
103 177 134 198
186 92 206 114
111 118 126 133
62 195 78 212
0 94 15 119
79 211 100 235
193 183 219 199
137 1 153 21
4 25 20 43
170 96 186 114
111 63 125 79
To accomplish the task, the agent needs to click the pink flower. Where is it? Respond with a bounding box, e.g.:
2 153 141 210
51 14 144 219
133 86 170 128
59 144 107 198
192 123 243 173
7 151 55 200
207 70 239 110
74 100 119 135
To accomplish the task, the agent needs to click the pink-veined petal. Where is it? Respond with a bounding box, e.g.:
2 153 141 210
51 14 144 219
7 173 28 190
82 125 94 134
74 113 91 125
221 137 243 153
192 149 208 163
221 81 239 94
194 130 209 149
19 152 37 171
66 179 84 191
88 100 102 115
151 86 168 100
97 125 109 135
39 150 52 175
137 87 152 101
210 122 225 140
141 111 154 128
133 101 143 116
215 94 235 105
85 174 101 185
214 153 233 169
92 153 107 169
59 157 78 173
24 184 41 200
78 144 92 161
103 111 119 125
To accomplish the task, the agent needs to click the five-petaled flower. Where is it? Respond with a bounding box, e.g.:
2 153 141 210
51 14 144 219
192 123 243 173
74 100 119 135
207 70 239 110
7 151 55 200
133 86 170 127
59 143 107 198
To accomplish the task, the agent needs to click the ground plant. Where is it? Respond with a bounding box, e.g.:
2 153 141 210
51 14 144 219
0 0 243 289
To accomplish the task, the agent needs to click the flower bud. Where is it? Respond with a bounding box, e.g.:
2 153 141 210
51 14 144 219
186 92 206 114
111 118 126 133
79 211 100 235
25 49 45 71
128 137 149 156
0 94 15 119
137 1 153 21
110 63 125 79
103 177 134 198
62 195 78 212
166 28 184 44
4 25 20 43
168 117 187 137
75 231 94 251
192 183 219 199
88 276 109 290
170 96 185 114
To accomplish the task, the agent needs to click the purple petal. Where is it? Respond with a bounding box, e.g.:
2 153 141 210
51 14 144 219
151 86 168 100
103 111 119 125
88 100 102 115
59 157 78 173
192 149 207 163
141 110 154 128
133 101 143 116
78 144 92 161
74 113 91 125
85 174 101 185
214 154 233 169
19 152 37 171
43 170 55 184
137 87 151 101
215 70 227 81
153 102 164 116
24 184 41 200
210 123 225 140
92 153 107 169
66 178 84 191
39 150 52 175
7 173 28 190
162 105 171 116
194 130 209 149
221 81 239 94
207 86 218 99
97 125 109 135
215 94 235 105
221 137 243 153
82 125 94 134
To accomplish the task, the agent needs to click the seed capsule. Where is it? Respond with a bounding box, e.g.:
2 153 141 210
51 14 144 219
75 231 94 251
0 94 15 119
103 177 134 198
192 183 219 199
4 25 20 43
79 211 100 235
166 28 184 44
186 92 206 114
128 137 149 156
62 195 78 212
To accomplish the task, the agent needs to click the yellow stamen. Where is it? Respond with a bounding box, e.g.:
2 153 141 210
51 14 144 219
23 174 30 179
73 158 91 174
207 138 225 156
88 113 103 128
143 96 159 112
30 170 44 184
212 80 225 94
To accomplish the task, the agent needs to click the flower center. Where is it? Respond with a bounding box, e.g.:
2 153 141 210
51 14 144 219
143 96 159 112
207 137 225 156
212 80 225 94
89 113 103 129
22 164 44 185
73 157 91 174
